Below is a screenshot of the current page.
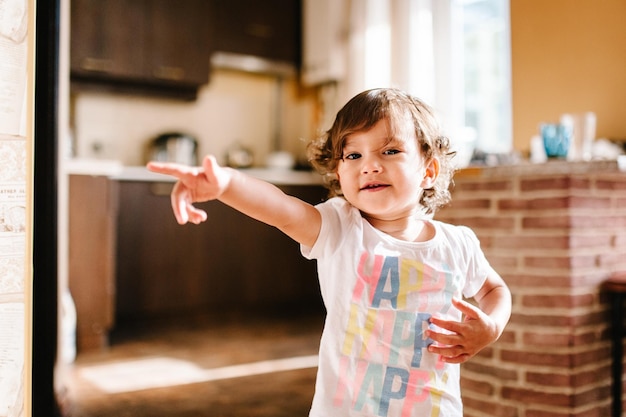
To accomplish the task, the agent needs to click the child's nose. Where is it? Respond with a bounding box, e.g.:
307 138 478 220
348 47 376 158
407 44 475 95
361 154 382 174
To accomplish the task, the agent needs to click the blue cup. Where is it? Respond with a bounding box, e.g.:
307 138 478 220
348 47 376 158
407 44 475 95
541 123 572 159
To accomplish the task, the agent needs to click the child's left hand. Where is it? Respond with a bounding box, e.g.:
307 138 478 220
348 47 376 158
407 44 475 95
426 298 499 364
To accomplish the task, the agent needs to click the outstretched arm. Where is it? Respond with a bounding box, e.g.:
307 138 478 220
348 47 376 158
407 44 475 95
426 270 511 363
147 155 322 247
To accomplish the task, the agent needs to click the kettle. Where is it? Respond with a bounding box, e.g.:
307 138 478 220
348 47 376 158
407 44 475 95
147 132 198 166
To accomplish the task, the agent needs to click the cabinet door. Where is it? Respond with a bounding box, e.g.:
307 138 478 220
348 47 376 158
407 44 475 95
115 181 325 322
69 175 119 351
147 0 211 86
213 0 301 64
70 0 148 80
301 0 345 85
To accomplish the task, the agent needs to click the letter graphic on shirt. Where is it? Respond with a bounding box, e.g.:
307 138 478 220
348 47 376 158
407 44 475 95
354 362 384 415
397 258 424 309
401 370 449 417
333 355 351 407
342 303 377 357
362 309 396 363
354 252 385 303
372 256 400 308
334 251 461 415
429 371 449 417
379 366 410 417
388 311 417 365
333 356 371 408
411 313 433 367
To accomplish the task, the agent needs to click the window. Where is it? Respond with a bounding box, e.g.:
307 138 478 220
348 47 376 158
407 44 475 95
339 0 512 158
459 0 512 153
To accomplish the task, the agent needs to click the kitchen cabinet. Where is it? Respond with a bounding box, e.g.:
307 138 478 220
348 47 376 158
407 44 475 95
148 0 212 86
70 0 211 99
68 175 118 351
114 179 327 324
69 173 327 348
301 0 345 85
212 0 301 66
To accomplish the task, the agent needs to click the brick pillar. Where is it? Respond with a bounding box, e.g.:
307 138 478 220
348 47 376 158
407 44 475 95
436 163 626 417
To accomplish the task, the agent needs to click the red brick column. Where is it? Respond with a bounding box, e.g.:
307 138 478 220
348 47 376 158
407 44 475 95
435 161 626 417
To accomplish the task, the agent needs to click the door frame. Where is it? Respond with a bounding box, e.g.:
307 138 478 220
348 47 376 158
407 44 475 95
32 0 61 415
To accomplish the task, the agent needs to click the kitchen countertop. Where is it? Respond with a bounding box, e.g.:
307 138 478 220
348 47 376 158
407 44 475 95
113 166 325 185
64 160 325 186
64 158 124 176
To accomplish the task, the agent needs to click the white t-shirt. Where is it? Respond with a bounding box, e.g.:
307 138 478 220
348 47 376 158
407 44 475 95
301 197 492 417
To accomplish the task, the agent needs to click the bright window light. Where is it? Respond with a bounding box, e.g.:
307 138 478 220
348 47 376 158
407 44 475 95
458 0 512 153
79 355 319 394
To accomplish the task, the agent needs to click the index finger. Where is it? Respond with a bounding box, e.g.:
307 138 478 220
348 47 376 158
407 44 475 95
146 161 199 179
429 316 462 335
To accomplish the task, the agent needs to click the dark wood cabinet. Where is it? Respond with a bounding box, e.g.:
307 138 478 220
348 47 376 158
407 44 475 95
69 175 119 351
70 0 211 98
70 0 302 98
114 180 326 324
70 0 146 80
148 0 212 86
69 176 327 348
212 0 301 66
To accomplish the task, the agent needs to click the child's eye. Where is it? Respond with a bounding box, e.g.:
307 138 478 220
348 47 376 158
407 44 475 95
383 149 401 155
343 152 362 160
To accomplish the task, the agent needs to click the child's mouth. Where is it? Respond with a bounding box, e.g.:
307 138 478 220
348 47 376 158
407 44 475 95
361 183 389 191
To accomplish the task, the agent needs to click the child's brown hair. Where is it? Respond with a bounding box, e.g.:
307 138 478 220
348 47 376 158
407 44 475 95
307 88 456 214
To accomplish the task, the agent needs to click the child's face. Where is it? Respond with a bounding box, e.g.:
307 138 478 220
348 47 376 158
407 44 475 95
336 117 437 220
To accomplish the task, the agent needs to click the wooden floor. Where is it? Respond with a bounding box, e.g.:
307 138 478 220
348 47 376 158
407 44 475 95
58 312 325 417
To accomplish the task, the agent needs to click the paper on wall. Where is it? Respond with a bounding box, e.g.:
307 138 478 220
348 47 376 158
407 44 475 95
0 181 26 417
0 303 24 417
0 1 28 417
0 183 26 296
0 0 28 137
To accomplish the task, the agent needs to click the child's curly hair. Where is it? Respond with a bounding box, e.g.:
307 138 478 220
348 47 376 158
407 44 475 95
307 88 456 214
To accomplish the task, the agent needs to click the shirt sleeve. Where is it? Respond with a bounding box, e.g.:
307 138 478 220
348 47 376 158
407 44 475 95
300 197 349 260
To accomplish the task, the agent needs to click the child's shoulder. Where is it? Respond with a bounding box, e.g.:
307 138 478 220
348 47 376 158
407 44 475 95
317 196 352 212
432 219 481 244
316 196 359 222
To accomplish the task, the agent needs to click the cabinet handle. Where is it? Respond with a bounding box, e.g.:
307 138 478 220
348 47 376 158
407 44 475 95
153 66 185 81
150 183 174 196
81 57 114 73
245 23 273 39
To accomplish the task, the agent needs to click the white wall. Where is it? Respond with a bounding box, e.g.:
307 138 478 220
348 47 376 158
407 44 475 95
72 69 316 167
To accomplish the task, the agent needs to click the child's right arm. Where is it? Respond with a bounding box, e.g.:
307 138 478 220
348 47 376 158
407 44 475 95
147 155 322 247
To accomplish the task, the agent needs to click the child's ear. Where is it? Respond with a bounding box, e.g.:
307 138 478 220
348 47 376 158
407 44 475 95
420 157 439 188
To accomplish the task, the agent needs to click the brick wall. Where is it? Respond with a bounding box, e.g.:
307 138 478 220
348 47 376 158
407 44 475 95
435 161 626 417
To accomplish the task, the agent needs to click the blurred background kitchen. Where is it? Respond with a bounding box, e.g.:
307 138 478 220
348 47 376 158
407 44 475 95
55 0 626 416
63 0 626 171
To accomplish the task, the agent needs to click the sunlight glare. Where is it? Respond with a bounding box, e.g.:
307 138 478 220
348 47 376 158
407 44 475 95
79 355 319 394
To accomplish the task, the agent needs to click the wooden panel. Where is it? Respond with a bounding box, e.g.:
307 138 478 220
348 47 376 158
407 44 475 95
148 0 211 85
212 0 301 65
69 175 119 351
115 181 327 323
70 0 212 97
70 0 147 80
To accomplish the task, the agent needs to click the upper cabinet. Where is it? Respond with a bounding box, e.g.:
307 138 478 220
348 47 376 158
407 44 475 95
301 0 345 86
148 0 212 86
70 0 212 99
70 0 145 80
211 0 301 66
70 0 302 99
